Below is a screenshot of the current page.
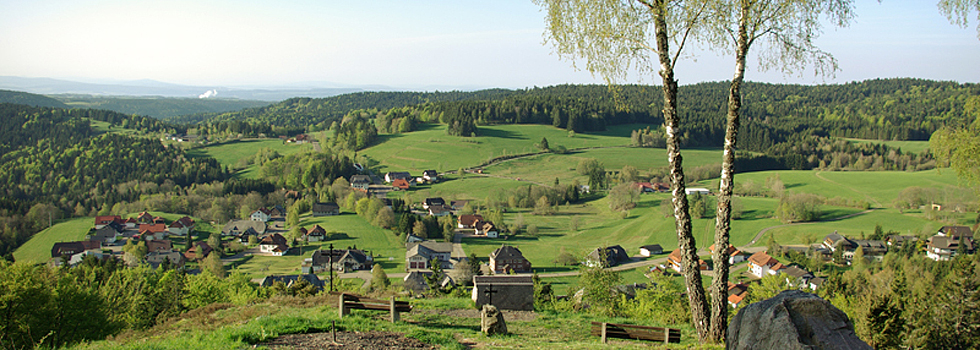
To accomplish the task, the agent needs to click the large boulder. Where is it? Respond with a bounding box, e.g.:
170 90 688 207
727 290 871 350
480 304 508 336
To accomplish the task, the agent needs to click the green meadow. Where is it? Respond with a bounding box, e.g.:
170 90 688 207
846 138 931 154
360 124 640 174
186 138 312 178
13 217 93 264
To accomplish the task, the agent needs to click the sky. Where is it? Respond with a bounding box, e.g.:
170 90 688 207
0 0 977 90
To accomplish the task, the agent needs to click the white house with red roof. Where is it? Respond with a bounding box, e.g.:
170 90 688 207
747 251 785 278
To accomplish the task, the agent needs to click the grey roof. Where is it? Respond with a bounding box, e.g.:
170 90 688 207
782 265 814 279
490 245 526 260
424 197 446 206
259 274 324 290
406 241 453 260
222 220 266 235
586 245 629 267
312 202 340 212
350 175 372 184
939 226 973 239
640 244 663 252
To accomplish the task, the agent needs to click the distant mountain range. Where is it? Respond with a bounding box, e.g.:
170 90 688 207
0 76 365 101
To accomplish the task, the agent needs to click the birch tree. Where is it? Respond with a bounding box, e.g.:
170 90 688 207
939 0 980 39
702 0 853 340
536 0 714 341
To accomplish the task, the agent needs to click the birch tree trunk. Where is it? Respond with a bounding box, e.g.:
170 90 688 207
652 0 711 341
708 0 750 341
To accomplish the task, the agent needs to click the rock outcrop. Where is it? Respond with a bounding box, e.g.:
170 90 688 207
727 290 871 350
480 304 508 336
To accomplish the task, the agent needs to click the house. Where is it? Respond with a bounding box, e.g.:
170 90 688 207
137 212 154 224
428 205 451 217
423 197 446 210
489 245 532 273
391 178 411 190
666 248 709 273
167 216 195 236
51 241 101 259
403 271 434 293
385 172 412 183
312 202 340 216
639 244 664 257
685 188 711 195
634 182 656 192
89 226 120 245
121 217 138 229
926 234 974 261
138 224 169 241
301 248 372 273
472 275 534 311
727 282 749 308
781 265 815 289
146 239 173 253
651 182 670 192
747 251 785 278
474 220 499 238
886 235 918 247
305 225 327 242
585 245 630 268
406 241 454 270
237 227 261 243
66 250 104 267
708 244 746 264
269 205 287 218
250 208 272 222
406 234 425 243
146 250 186 269
350 175 372 190
259 233 289 256
95 215 122 229
422 170 439 183
260 274 325 291
450 200 469 211
938 226 973 239
822 232 887 263
222 220 267 236
458 214 484 229
184 241 213 261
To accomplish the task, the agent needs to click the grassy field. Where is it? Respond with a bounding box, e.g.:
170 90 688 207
186 139 312 178
480 147 723 186
846 138 931 154
12 217 93 264
360 124 642 174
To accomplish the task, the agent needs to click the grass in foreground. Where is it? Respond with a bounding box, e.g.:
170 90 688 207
67 296 720 350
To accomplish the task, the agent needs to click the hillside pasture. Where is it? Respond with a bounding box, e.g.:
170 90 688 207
360 124 634 174
12 217 93 264
186 139 311 179
846 138 931 154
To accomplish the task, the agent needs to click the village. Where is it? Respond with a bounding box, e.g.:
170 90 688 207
46 167 978 317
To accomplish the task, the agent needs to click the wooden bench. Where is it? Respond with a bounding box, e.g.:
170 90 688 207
590 321 681 344
337 293 412 322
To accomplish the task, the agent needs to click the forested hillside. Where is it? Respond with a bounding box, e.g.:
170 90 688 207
0 89 68 108
0 103 226 258
52 95 272 119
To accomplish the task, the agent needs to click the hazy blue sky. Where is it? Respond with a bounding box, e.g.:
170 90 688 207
1 0 977 90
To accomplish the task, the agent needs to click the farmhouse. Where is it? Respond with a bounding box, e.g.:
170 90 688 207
146 251 185 269
782 265 816 289
391 178 411 190
301 248 372 273
250 208 272 222
747 251 784 278
937 225 973 239
146 239 173 253
184 241 213 261
406 241 455 270
727 282 749 308
95 215 122 229
350 175 371 190
423 197 446 210
427 205 451 217
585 245 630 267
822 232 887 262
926 235 974 261
422 170 439 183
457 214 483 229
639 244 663 257
385 172 412 183
489 245 532 273
312 202 340 216
89 225 120 245
474 220 499 238
259 233 289 256
708 243 746 264
167 216 195 236
305 224 327 242
666 248 709 273
51 241 101 259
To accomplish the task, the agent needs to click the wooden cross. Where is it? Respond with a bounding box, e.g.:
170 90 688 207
484 283 498 305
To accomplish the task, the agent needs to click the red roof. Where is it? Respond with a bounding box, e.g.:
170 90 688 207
392 178 410 189
139 224 167 233
748 251 780 268
95 215 121 225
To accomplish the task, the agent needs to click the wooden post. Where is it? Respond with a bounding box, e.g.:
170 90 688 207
390 296 400 322
338 293 348 317
664 328 670 344
601 322 607 343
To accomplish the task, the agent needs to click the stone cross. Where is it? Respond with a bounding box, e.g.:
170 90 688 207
484 283 498 305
